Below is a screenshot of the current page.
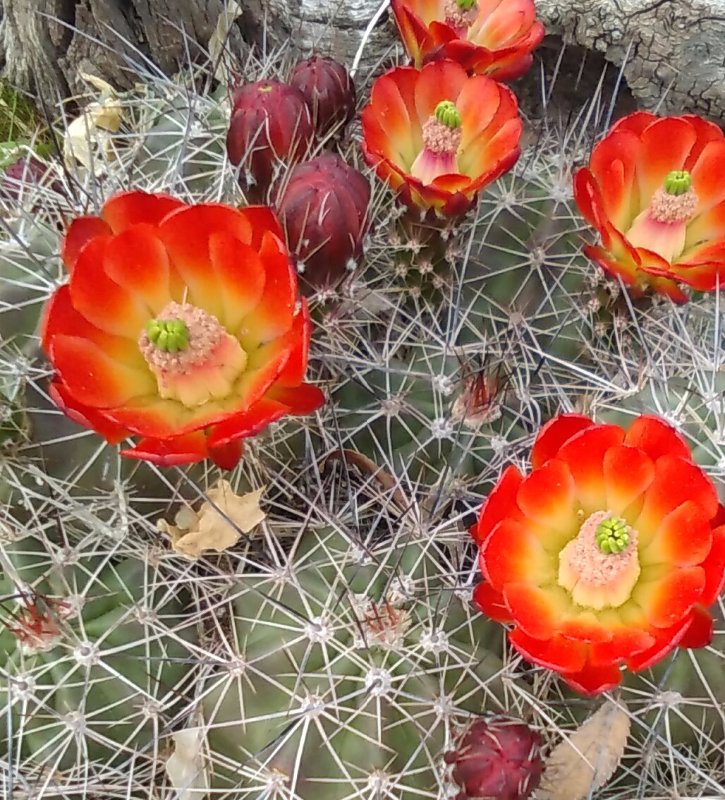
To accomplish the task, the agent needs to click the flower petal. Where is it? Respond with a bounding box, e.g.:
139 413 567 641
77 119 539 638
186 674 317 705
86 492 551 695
266 383 325 415
413 60 468 124
589 624 655 667
516 458 578 532
207 398 290 448
239 231 296 347
636 456 719 537
639 500 713 568
50 335 155 408
473 580 512 623
602 444 655 515
48 381 130 444
270 298 312 387
587 129 642 230
677 604 714 649
700 524 725 606
472 464 524 546
509 629 588 673
530 414 594 468
121 430 209 466
208 231 266 331
503 583 568 640
625 615 692 671
689 139 725 213
633 566 706 629
556 424 624 512
480 517 554 590
103 224 173 315
239 205 286 248
563 662 622 695
69 236 150 337
61 216 112 272
623 415 691 463
101 191 186 233
559 613 613 644
635 118 698 207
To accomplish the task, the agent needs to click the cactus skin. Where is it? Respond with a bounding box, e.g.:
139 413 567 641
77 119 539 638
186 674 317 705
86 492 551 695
444 716 543 800
0 533 197 773
201 527 504 799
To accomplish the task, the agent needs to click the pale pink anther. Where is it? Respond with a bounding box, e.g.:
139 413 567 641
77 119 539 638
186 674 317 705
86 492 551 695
443 0 478 35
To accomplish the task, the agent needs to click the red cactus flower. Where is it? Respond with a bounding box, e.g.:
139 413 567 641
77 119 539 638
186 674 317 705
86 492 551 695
391 0 544 80
574 112 725 303
471 414 725 695
289 56 356 138
444 716 543 800
227 80 314 199
361 60 522 217
41 191 324 469
276 153 370 290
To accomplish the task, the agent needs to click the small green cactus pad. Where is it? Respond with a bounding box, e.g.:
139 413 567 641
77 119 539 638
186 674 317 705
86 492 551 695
201 526 505 799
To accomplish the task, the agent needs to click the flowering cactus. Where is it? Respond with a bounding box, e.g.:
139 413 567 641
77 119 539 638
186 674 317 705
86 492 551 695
391 0 544 79
574 112 725 302
361 60 522 216
40 190 324 469
276 153 370 289
471 413 725 694
226 80 314 198
289 56 356 138
444 716 543 800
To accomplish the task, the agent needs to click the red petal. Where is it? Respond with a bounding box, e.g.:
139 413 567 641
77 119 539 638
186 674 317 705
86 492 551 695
472 464 524 546
267 383 325 415
623 415 692 463
677 604 714 649
602 444 655 515
239 231 297 346
626 616 692 671
48 381 130 444
101 191 185 233
700 524 725 606
50 335 155 408
633 567 706 629
509 629 588 673
556 424 624 511
590 625 655 667
61 216 111 272
209 439 244 470
413 60 468 124
239 205 285 248
69 235 150 337
473 581 512 623
515 458 578 532
637 456 719 536
640 500 713 567
530 414 595 468
689 139 725 213
235 334 295 411
559 614 613 644
208 231 266 331
564 662 622 695
635 118 698 207
588 129 641 230
121 431 209 466
206 398 290 448
158 203 254 319
272 299 312 387
503 583 566 640
103 224 172 315
480 518 554 590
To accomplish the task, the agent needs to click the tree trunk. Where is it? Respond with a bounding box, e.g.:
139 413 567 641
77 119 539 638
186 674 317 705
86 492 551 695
0 0 244 103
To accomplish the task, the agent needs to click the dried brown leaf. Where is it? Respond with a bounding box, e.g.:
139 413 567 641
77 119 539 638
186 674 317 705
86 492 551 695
158 480 265 560
536 701 630 800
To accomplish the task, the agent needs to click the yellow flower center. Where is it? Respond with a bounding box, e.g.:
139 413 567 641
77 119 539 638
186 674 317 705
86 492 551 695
139 301 247 408
558 510 641 610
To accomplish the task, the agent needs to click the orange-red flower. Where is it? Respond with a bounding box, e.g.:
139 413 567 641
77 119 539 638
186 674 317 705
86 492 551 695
391 0 544 79
41 191 324 469
574 112 725 303
471 414 725 695
361 60 522 216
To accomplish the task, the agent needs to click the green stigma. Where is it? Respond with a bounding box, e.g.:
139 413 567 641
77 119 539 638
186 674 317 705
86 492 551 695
456 0 477 9
595 517 630 555
663 169 692 196
146 318 189 353
434 100 461 129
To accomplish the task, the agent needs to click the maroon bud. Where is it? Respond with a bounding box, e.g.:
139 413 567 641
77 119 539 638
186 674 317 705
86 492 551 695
276 153 370 291
226 80 314 201
1 152 64 213
289 56 356 138
444 717 543 800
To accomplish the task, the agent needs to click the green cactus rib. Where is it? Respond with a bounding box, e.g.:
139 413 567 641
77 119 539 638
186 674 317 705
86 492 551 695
0 534 197 772
201 527 505 799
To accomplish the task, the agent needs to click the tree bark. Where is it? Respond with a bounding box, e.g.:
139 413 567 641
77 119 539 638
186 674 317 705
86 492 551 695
243 0 725 121
0 0 243 103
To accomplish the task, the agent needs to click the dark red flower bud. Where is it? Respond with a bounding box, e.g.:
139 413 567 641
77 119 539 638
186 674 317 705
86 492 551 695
226 80 314 200
289 56 356 138
1 153 63 205
444 716 543 800
276 153 370 291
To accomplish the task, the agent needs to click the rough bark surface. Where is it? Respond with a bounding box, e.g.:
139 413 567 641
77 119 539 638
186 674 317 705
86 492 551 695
243 0 725 121
0 0 242 102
